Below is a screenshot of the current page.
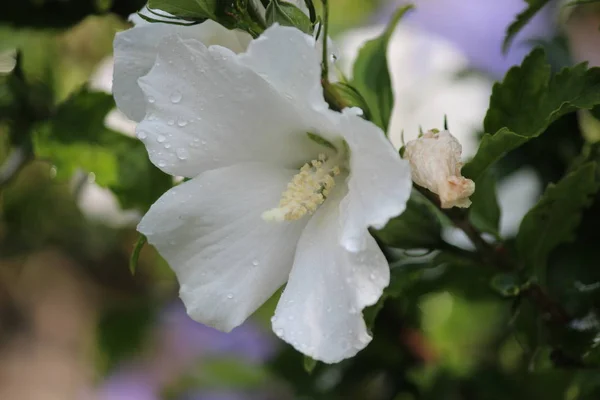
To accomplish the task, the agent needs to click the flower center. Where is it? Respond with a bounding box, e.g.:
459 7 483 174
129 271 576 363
262 153 341 222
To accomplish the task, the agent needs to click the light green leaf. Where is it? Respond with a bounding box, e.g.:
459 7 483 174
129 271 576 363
468 169 501 238
265 0 312 33
464 49 600 180
517 163 600 283
351 4 413 132
303 355 318 374
503 0 551 53
374 190 443 250
147 0 217 19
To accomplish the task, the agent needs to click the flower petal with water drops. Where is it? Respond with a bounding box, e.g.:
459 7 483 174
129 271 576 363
138 162 307 332
136 33 325 178
113 19 250 122
335 108 412 252
271 185 390 363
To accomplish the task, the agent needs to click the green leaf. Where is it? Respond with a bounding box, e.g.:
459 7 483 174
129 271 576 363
464 49 600 180
468 169 501 238
265 0 312 33
147 0 217 20
129 234 147 275
33 89 172 210
565 0 600 5
490 273 522 297
351 4 413 132
303 355 318 374
329 82 373 121
374 190 443 250
517 163 600 283
503 0 551 53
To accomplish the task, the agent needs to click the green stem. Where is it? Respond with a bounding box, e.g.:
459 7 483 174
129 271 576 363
320 0 329 82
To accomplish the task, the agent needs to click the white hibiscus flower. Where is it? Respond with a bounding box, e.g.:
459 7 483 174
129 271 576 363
114 22 412 362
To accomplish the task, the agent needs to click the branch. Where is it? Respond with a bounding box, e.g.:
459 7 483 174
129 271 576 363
415 184 571 325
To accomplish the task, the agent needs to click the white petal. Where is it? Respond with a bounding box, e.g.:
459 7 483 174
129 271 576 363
239 25 327 111
272 186 390 363
336 111 412 252
113 20 251 122
136 34 323 177
138 163 306 332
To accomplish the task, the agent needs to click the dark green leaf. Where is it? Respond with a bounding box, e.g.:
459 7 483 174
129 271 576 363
517 163 600 283
490 273 522 297
565 0 600 5
374 190 443 250
503 0 551 53
148 0 217 19
468 169 501 238
266 0 312 34
464 49 600 180
351 4 413 132
33 89 172 210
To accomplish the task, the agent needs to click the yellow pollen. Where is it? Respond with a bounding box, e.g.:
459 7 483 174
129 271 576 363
262 154 341 222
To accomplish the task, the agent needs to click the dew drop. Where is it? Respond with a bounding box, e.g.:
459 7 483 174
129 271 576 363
164 143 171 149
157 135 166 143
271 316 277 323
227 293 234 299
170 91 182 103
252 259 259 267
137 131 147 140
167 119 175 126
349 307 357 314
158 160 166 167
201 140 207 145
176 148 189 160
275 329 284 337
177 119 188 127
147 96 155 103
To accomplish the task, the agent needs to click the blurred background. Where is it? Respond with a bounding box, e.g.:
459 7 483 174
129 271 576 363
1 0 600 399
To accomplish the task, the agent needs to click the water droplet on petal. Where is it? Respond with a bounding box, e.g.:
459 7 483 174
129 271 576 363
177 119 188 127
275 329 284 337
170 91 182 103
271 316 277 323
147 96 155 103
164 143 171 149
158 160 166 167
137 131 147 140
349 307 357 314
168 119 175 126
369 273 376 281
252 260 259 267
227 293 234 299
176 148 189 160
157 135 166 143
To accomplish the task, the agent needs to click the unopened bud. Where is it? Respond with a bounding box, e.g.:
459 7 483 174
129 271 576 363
404 130 475 208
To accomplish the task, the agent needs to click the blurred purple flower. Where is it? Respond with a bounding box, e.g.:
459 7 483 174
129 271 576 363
95 301 277 400
380 0 556 77
158 302 277 365
96 367 160 400
178 390 268 400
